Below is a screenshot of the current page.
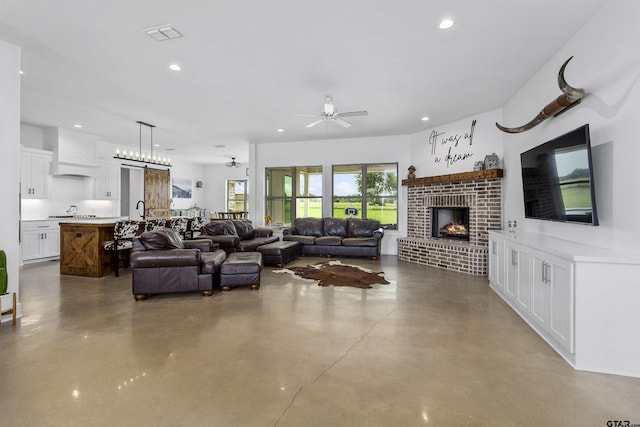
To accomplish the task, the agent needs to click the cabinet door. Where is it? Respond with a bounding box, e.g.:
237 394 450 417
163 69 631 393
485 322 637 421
21 150 52 199
22 230 44 261
95 162 121 200
488 235 505 292
531 250 574 353
505 242 531 314
531 252 550 330
515 247 531 314
505 244 518 301
548 257 574 353
42 229 61 258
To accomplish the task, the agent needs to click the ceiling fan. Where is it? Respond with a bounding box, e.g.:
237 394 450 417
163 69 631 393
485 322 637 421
225 157 241 168
304 96 368 128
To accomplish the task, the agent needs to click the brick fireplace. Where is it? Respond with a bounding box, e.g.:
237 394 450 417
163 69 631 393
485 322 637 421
397 169 503 275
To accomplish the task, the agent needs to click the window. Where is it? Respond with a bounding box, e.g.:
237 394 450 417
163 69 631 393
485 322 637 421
333 163 397 229
227 180 248 213
266 166 322 225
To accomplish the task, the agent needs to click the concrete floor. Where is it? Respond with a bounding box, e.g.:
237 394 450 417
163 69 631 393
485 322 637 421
1 256 639 426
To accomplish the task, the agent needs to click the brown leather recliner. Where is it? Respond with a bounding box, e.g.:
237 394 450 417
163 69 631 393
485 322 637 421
130 229 226 301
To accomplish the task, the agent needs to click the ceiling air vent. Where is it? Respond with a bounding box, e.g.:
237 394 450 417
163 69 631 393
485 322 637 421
144 25 182 41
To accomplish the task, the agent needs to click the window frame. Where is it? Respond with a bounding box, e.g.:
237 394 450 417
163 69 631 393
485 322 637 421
332 162 398 230
265 166 323 226
226 179 249 213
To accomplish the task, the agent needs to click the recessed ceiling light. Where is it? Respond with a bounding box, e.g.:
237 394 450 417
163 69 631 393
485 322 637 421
153 143 160 147
421 116 430 122
73 124 83 128
19 70 24 75
439 18 454 30
214 145 226 148
169 64 182 71
277 128 284 133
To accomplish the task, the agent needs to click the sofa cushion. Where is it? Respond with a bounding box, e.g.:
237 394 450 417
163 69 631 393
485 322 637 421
347 218 381 238
323 217 347 237
232 219 255 240
200 249 227 274
315 236 343 246
237 236 279 252
203 220 238 236
294 217 323 237
283 235 318 245
138 229 185 250
342 237 379 247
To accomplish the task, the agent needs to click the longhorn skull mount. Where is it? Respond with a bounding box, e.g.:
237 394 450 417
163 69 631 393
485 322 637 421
496 56 585 134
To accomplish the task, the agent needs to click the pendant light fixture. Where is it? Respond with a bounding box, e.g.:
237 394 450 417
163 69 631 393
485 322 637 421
114 121 172 167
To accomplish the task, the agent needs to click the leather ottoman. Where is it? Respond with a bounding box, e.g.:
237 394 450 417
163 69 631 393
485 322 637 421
257 241 301 267
220 252 263 291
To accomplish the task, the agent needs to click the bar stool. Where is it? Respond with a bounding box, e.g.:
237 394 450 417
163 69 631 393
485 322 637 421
104 220 140 277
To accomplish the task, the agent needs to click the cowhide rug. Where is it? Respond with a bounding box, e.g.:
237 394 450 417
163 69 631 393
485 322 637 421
273 260 389 289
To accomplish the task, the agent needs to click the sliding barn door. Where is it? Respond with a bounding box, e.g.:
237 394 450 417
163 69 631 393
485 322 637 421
144 168 170 219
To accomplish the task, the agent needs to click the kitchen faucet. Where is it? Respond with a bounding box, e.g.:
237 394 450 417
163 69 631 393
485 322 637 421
136 200 145 220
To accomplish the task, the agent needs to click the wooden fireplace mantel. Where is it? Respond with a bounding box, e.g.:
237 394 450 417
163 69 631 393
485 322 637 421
402 169 503 186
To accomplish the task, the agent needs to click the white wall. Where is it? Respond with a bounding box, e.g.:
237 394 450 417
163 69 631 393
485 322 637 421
501 1 640 254
0 39 21 320
252 135 413 255
203 163 249 218
410 108 504 176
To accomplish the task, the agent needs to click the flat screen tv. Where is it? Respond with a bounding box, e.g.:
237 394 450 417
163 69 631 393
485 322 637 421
520 124 599 225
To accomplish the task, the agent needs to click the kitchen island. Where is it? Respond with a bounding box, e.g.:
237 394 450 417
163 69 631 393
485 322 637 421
59 222 123 277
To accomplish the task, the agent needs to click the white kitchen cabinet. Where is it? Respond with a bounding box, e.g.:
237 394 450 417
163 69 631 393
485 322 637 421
488 230 640 378
21 221 60 262
21 148 52 199
94 161 121 200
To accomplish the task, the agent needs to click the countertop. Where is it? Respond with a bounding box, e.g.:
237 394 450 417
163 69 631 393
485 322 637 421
22 217 128 223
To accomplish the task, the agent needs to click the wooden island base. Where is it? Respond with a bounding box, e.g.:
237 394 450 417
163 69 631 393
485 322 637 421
59 222 118 277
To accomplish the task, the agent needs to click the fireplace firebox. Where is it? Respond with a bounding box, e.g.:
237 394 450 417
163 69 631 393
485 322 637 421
431 207 470 241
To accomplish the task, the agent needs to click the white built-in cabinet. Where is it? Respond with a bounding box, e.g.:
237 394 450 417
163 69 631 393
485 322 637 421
94 161 120 200
530 249 573 353
488 230 640 378
21 220 60 262
21 148 52 199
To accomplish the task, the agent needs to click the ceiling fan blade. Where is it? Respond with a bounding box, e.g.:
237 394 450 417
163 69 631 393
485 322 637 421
306 119 324 128
334 118 352 128
295 114 318 118
336 110 368 118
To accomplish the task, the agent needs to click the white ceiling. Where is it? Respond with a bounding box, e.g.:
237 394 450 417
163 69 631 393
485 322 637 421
0 0 607 165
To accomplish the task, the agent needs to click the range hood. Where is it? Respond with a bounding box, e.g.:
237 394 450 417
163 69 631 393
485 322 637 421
45 128 99 177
